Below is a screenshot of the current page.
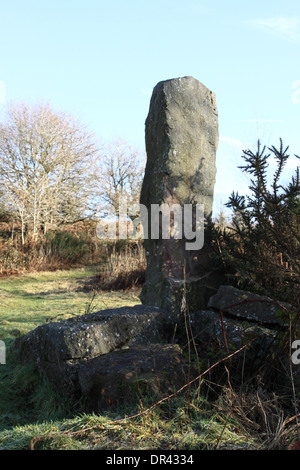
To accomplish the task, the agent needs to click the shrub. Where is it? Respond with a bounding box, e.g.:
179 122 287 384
212 139 300 307
0 241 28 274
44 231 88 264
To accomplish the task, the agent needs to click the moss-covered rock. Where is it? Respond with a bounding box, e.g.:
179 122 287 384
14 305 174 399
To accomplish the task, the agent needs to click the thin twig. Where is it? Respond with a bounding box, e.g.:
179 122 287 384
103 337 258 423
219 309 229 354
29 337 257 449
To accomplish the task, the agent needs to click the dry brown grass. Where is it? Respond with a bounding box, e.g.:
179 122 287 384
214 381 300 450
95 240 146 290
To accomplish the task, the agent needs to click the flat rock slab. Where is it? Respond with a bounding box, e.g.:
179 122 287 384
78 344 192 411
190 309 277 371
14 285 295 411
208 285 290 326
14 304 174 398
16 304 172 363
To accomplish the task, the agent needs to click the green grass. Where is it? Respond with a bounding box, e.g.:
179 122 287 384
0 266 143 441
0 392 258 451
0 266 141 346
0 267 296 450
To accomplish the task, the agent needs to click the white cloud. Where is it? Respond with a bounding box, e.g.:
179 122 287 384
251 17 300 40
219 136 246 150
292 80 300 105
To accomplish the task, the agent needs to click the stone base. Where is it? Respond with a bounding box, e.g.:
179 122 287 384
78 344 194 412
140 272 223 318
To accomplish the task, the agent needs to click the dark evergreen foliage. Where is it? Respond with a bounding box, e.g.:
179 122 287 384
212 139 300 306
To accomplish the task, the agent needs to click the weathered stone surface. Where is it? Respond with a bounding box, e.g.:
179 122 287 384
190 309 277 368
141 76 218 215
78 344 193 411
198 287 298 383
16 305 170 361
207 285 290 326
14 305 174 398
13 291 295 409
140 76 221 314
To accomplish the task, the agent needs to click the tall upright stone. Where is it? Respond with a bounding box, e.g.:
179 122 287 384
140 76 220 315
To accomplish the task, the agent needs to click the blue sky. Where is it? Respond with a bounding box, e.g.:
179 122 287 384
0 0 299 217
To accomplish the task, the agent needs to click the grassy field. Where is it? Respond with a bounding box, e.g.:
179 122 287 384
0 267 297 450
0 266 141 347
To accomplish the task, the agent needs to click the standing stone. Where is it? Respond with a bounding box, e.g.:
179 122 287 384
140 76 220 315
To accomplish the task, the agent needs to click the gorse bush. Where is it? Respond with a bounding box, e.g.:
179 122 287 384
212 139 300 307
44 231 88 264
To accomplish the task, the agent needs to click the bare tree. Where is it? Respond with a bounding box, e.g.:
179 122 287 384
0 101 99 243
94 138 146 221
